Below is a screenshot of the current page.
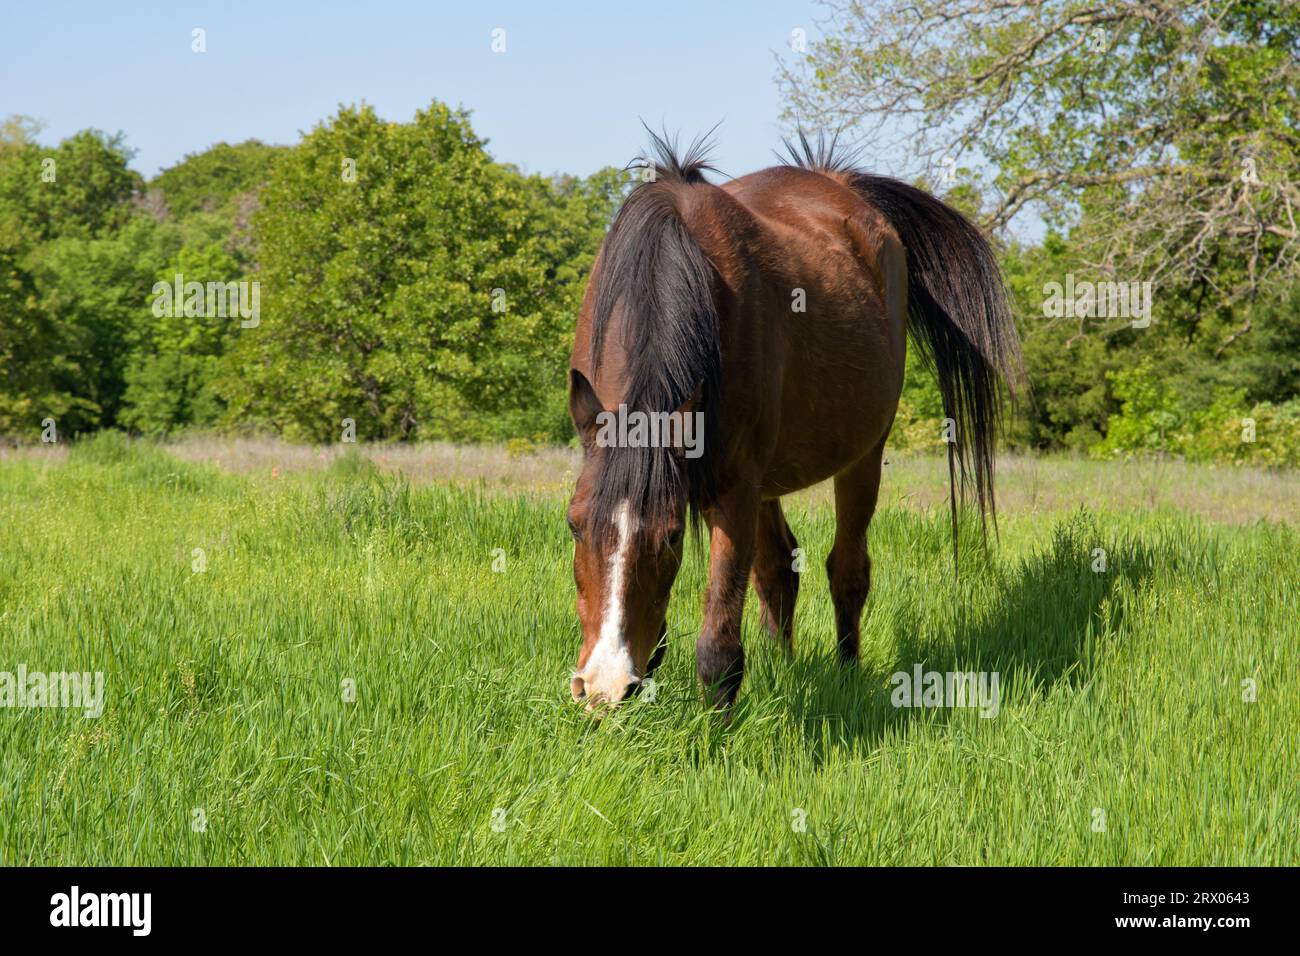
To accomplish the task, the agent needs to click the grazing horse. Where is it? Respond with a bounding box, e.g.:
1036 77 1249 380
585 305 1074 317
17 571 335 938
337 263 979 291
566 133 1022 713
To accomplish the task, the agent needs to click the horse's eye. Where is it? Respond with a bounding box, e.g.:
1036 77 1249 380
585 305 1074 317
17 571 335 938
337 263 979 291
567 517 582 542
666 529 684 549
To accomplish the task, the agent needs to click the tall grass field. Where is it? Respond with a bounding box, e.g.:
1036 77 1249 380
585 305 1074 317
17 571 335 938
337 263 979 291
1 434 1295 865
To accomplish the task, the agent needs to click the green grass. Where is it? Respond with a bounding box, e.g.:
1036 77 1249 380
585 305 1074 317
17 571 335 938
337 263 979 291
0 434 1296 865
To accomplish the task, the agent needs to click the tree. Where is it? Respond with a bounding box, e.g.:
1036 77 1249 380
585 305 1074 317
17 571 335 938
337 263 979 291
149 140 286 220
216 101 619 443
0 119 141 242
0 118 163 436
119 240 242 435
24 218 179 431
781 1 1300 314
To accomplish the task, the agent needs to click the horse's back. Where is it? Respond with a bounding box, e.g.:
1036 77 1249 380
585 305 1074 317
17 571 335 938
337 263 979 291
697 166 908 495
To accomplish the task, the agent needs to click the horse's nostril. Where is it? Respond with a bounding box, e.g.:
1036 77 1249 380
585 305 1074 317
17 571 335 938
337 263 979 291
572 671 639 713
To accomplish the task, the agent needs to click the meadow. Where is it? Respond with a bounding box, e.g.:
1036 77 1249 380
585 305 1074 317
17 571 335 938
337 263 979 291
0 434 1295 865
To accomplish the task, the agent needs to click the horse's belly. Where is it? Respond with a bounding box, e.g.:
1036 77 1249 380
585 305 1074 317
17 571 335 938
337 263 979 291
738 193 907 498
758 322 902 497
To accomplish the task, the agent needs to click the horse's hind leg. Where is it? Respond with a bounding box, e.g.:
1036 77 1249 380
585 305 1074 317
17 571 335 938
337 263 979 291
751 498 799 654
827 442 885 664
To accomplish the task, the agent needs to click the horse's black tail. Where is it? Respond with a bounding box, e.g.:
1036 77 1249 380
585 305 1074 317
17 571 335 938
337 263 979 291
846 173 1023 560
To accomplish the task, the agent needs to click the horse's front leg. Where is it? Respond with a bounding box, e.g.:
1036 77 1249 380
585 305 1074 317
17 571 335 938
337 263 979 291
697 486 759 711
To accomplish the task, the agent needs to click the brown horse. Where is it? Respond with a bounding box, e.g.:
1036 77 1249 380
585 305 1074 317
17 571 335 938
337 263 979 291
566 132 1021 713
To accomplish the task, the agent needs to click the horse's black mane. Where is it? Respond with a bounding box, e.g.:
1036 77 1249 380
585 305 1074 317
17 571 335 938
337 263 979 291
627 126 720 186
583 129 722 541
776 128 867 174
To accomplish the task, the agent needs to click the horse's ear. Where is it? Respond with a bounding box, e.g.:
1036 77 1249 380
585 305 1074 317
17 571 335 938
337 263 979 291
569 368 604 441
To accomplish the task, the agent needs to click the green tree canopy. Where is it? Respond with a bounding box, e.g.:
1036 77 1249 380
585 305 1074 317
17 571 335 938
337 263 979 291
0 117 165 435
0 118 141 242
216 101 620 443
150 140 286 220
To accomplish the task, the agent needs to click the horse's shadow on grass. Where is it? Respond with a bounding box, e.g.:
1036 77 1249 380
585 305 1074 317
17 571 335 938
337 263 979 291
777 513 1158 763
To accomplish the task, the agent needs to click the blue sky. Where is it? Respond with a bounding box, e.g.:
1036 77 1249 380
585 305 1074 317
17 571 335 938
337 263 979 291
1 0 854 181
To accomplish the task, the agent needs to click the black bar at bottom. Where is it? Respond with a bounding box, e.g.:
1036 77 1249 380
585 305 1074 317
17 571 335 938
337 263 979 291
0 866 1283 941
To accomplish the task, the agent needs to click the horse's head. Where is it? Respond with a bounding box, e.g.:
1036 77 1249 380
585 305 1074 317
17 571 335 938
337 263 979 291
566 368 694 712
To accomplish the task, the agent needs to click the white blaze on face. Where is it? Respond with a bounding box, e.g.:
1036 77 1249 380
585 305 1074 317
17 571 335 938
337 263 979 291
576 499 639 706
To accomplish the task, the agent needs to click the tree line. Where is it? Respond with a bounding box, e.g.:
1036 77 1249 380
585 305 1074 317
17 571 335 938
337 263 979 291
2 29 1298 465
1 104 621 446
